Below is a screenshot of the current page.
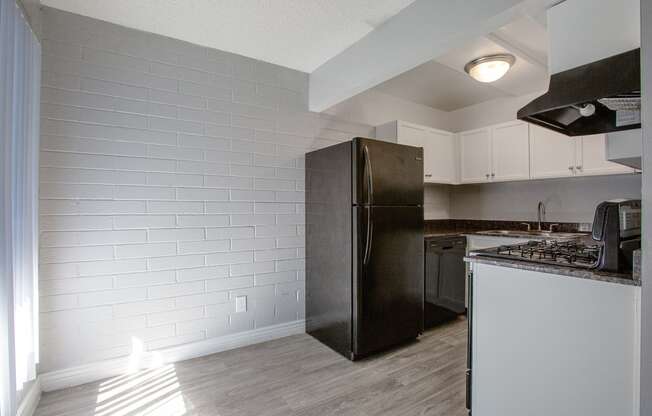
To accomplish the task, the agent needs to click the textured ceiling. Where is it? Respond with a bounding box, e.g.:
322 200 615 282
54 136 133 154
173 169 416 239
40 0 417 72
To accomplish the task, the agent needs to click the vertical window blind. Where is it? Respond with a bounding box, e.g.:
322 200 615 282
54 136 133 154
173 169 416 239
0 0 41 414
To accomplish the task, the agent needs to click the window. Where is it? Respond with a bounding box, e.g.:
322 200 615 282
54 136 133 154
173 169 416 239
0 0 41 414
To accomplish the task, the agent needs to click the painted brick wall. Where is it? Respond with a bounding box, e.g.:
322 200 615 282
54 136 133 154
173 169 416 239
38 7 373 372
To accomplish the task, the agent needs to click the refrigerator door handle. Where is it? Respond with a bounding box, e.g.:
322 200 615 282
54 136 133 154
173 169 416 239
363 206 373 265
363 145 374 204
362 145 374 265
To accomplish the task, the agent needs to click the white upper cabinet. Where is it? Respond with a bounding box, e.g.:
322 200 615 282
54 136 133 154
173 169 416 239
529 124 576 179
491 121 530 182
575 134 634 176
377 121 458 184
377 120 634 187
459 121 530 183
394 121 426 148
530 125 634 179
422 128 457 184
459 128 491 183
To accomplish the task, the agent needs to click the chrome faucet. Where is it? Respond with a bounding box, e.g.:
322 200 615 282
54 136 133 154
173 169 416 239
537 201 546 231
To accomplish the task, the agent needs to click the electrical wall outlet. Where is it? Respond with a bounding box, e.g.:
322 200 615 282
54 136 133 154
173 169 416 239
235 295 247 313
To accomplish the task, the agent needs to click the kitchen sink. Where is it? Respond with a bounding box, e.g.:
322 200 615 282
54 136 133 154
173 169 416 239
475 230 587 239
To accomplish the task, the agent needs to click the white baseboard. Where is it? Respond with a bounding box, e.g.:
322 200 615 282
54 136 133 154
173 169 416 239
16 377 41 416
40 319 305 392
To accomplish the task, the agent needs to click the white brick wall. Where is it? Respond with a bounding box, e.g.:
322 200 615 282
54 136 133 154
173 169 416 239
39 7 373 372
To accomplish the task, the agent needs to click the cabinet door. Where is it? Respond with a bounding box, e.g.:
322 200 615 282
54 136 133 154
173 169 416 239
575 134 634 176
460 128 491 183
491 121 530 182
397 122 429 180
424 129 457 184
529 124 576 179
397 122 425 148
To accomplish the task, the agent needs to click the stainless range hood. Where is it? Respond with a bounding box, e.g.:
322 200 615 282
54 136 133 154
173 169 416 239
517 49 641 137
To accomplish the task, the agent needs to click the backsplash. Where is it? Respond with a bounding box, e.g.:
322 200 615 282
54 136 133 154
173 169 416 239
425 174 642 223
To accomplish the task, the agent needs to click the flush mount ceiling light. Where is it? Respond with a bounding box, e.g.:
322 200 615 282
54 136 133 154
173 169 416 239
464 54 516 83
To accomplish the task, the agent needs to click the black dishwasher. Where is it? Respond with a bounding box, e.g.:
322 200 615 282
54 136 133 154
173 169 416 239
424 236 467 329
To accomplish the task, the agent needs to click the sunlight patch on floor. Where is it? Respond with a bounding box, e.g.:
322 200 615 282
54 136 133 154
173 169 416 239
92 338 188 416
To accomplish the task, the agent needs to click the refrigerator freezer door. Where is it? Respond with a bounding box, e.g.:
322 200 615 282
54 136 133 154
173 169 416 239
352 205 424 358
353 138 424 206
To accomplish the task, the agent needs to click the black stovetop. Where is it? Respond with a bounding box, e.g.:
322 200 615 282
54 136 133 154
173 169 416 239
480 239 601 269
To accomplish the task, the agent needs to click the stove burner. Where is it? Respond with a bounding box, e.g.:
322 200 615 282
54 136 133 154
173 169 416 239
486 239 600 269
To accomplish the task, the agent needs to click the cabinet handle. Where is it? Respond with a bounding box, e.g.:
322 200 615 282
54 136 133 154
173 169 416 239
576 165 582 171
485 173 490 179
491 173 495 177
568 166 574 171
425 174 432 178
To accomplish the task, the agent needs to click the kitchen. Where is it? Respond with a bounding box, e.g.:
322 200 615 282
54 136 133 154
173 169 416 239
0 0 649 416
307 0 644 414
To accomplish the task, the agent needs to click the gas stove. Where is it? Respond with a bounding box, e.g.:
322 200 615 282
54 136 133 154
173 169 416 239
479 239 602 269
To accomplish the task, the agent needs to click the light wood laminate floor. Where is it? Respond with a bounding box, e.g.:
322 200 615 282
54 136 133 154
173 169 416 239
36 318 467 416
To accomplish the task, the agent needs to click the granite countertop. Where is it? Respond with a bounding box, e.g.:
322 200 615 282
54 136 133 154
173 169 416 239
424 230 471 238
424 219 591 240
424 230 588 240
465 249 640 287
424 228 527 238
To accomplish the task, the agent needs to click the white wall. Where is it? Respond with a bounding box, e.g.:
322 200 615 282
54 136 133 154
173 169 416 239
449 174 642 223
38 7 373 374
424 184 451 220
447 91 543 132
324 88 454 132
548 0 640 74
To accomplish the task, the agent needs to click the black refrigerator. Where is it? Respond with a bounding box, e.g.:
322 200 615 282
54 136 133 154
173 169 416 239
305 137 424 360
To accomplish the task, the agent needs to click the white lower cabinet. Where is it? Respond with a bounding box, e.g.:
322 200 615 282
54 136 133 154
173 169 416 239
471 262 640 416
464 235 533 308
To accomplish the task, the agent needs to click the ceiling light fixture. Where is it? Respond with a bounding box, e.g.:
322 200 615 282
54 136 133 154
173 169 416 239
464 54 516 83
